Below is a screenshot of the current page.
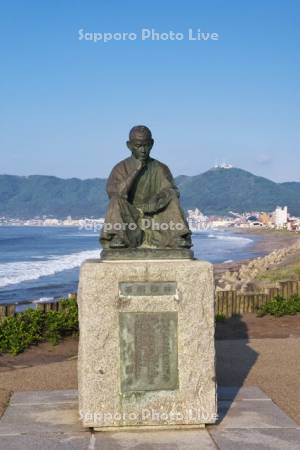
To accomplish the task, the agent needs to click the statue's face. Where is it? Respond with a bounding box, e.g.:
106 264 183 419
127 135 153 163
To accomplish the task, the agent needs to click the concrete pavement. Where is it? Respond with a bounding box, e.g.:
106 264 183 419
0 387 299 449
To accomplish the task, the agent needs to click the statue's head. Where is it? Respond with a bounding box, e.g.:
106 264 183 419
127 125 154 163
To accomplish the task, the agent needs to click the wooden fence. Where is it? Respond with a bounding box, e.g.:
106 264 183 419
216 280 300 317
0 293 77 319
1 282 300 319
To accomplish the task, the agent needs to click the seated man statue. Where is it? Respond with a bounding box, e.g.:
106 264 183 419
100 125 192 250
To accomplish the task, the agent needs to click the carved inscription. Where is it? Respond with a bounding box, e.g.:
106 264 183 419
119 281 177 297
119 312 178 392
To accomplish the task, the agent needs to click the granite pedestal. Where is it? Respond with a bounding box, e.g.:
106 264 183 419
77 258 217 430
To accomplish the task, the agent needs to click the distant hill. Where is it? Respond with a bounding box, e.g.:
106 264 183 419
177 168 300 216
0 168 300 218
0 175 108 218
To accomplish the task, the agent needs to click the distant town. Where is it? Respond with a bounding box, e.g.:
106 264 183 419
0 205 299 232
187 206 299 232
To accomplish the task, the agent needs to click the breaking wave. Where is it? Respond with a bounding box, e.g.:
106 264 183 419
207 234 252 244
0 249 99 288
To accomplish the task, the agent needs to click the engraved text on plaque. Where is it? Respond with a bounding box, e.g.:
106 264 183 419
119 312 178 392
119 281 176 297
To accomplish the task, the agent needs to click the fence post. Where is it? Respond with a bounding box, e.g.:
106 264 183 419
239 294 244 315
236 293 241 315
280 281 288 298
215 278 300 317
0 304 16 319
291 281 298 296
229 291 234 317
0 305 5 319
36 304 45 313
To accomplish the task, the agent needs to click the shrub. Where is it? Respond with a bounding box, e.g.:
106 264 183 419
215 313 226 322
257 295 300 317
0 299 78 355
44 299 79 344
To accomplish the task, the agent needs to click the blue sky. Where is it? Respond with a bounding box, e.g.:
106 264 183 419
0 0 299 181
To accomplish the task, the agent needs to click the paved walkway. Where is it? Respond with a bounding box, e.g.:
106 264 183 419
0 387 299 449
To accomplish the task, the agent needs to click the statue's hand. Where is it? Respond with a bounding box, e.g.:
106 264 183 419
157 197 166 210
136 207 144 217
142 191 171 214
118 160 145 197
136 159 146 171
156 190 173 211
140 200 157 215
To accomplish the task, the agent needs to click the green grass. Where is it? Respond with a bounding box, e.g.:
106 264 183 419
256 264 300 283
257 295 300 317
0 299 78 355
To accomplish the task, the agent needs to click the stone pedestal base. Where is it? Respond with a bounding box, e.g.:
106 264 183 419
78 258 217 430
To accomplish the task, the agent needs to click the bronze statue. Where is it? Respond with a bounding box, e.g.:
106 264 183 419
100 126 192 255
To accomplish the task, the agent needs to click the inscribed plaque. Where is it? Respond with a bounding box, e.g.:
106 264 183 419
119 312 178 392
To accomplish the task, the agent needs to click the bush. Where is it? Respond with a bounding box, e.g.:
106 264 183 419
0 299 78 355
215 313 226 322
44 299 79 345
257 295 300 317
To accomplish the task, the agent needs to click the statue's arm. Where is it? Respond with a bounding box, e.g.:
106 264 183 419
142 164 179 214
106 161 142 199
161 164 180 198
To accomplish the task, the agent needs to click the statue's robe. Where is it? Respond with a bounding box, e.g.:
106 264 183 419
100 156 190 248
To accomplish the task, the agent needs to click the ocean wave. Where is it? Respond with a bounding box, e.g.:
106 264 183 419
32 297 55 303
207 234 253 244
66 233 97 237
0 249 99 288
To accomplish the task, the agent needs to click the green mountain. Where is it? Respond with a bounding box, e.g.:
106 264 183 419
0 168 299 218
0 175 108 218
177 168 300 216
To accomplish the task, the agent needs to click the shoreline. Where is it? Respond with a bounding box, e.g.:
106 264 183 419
214 229 300 281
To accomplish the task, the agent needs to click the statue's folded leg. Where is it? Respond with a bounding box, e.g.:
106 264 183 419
100 197 143 248
145 197 192 248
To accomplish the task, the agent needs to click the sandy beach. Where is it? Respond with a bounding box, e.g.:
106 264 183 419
238 228 300 254
214 229 300 283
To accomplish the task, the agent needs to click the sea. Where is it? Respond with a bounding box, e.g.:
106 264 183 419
0 226 263 304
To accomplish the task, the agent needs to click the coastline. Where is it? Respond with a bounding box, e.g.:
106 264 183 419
234 228 300 253
0 226 299 303
214 229 300 282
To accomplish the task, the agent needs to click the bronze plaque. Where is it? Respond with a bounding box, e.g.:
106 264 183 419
119 281 176 297
119 312 178 392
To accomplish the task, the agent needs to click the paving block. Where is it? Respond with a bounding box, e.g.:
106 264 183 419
1 387 299 450
10 389 78 405
216 400 298 429
93 429 217 450
209 428 300 450
0 402 84 434
0 433 91 450
218 386 270 401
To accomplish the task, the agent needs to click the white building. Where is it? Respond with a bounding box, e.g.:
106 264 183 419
187 208 208 231
272 206 288 229
214 163 233 169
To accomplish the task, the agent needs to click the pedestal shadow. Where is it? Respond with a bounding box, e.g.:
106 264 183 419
215 314 259 422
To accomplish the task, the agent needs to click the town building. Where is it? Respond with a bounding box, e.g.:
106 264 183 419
272 206 288 229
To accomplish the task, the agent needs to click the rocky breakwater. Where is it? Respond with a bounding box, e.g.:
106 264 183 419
217 239 300 292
